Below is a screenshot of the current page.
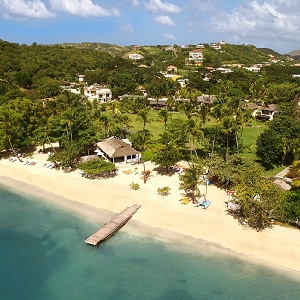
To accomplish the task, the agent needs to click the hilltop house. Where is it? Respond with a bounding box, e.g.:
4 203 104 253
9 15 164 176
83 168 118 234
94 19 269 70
210 43 221 50
97 137 140 164
84 84 112 103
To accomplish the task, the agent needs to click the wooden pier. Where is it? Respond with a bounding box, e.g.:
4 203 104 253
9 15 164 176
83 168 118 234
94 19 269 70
84 204 141 246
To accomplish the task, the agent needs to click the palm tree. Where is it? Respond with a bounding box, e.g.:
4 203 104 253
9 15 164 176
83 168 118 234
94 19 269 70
157 109 170 130
221 116 235 162
115 114 132 138
210 105 222 155
186 118 204 161
166 96 177 111
181 99 198 119
99 115 111 138
137 108 150 131
179 164 202 203
131 130 151 183
229 97 242 154
60 108 74 142
108 101 121 119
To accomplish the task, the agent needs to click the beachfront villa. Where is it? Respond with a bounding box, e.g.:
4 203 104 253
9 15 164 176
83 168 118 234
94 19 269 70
97 137 140 164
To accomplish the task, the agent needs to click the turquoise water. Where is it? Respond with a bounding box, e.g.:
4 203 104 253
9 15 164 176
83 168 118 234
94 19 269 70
1 182 300 300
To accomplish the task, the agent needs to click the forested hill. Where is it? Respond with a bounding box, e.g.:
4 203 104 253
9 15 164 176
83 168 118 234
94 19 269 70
0 39 286 72
59 41 282 65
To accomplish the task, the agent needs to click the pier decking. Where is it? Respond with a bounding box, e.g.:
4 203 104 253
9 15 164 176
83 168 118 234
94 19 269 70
84 204 141 246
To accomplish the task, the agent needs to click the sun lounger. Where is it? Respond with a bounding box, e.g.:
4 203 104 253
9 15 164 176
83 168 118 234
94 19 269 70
194 199 211 209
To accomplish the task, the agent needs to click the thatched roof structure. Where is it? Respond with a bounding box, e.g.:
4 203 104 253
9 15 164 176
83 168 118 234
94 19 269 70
97 137 139 159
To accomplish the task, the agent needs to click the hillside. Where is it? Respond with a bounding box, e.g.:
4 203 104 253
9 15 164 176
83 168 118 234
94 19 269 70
52 41 283 67
258 47 282 56
286 49 300 60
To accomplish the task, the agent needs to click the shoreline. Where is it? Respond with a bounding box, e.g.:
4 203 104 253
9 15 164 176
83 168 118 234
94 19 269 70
1 152 300 279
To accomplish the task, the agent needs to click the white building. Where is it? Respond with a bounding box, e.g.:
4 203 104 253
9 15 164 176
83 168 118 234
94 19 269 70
210 43 221 50
129 53 144 60
188 50 203 64
84 84 112 103
244 67 261 72
78 75 85 82
216 67 232 73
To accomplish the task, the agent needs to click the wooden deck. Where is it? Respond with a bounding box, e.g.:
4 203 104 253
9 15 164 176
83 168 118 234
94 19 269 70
84 204 141 246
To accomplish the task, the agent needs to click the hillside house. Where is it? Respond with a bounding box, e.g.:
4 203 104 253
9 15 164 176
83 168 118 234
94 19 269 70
84 84 112 103
129 53 144 60
136 86 147 96
78 75 85 82
244 66 261 72
188 50 203 65
210 43 221 50
166 65 178 74
215 67 232 73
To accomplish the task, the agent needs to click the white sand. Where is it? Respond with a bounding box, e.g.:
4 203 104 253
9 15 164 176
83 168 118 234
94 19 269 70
1 151 300 277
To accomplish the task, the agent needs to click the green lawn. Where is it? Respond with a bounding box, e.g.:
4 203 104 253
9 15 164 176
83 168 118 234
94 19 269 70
104 109 282 174
127 111 267 160
240 124 266 160
127 110 187 141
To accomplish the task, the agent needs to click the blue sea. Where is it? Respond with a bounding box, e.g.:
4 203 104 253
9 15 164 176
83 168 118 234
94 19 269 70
1 179 300 300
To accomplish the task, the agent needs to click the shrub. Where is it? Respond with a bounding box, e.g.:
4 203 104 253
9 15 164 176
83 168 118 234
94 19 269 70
157 186 171 196
77 158 116 179
130 182 140 190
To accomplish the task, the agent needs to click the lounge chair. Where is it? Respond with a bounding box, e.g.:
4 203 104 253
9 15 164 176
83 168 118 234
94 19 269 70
194 199 211 209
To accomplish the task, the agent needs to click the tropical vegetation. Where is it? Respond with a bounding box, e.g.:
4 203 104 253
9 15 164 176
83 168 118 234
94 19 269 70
0 39 300 230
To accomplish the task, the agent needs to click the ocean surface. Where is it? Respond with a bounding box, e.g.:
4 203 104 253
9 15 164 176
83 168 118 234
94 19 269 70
1 181 300 300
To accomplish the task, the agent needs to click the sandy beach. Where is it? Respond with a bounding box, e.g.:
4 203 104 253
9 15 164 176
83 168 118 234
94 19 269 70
1 150 300 277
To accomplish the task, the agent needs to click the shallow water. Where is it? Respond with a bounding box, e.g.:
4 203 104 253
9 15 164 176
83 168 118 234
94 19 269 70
0 183 300 300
